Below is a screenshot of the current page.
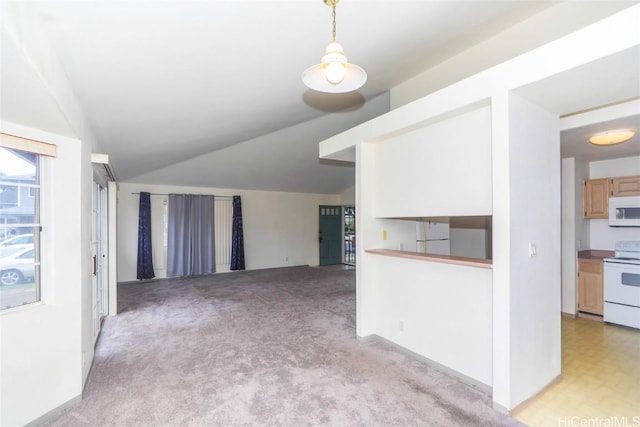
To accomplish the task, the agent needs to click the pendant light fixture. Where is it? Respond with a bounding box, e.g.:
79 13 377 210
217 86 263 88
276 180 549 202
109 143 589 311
302 0 367 93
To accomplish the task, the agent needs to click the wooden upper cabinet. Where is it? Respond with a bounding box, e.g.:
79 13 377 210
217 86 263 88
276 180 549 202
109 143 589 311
612 175 640 197
584 178 610 219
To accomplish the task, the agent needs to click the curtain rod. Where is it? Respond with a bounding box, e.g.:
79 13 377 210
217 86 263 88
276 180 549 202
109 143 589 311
131 192 234 199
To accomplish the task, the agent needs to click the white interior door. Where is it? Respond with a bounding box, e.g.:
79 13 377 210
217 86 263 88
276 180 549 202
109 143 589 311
91 181 100 341
98 184 108 320
91 176 110 342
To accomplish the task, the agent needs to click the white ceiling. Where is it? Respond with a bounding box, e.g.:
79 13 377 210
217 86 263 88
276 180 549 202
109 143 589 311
561 114 640 162
514 46 640 162
1 1 638 194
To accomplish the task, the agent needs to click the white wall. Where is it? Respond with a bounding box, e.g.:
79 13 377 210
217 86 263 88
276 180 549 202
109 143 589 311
117 182 340 282
450 227 488 258
355 141 378 338
589 155 640 179
0 123 87 426
505 93 561 408
339 185 355 206
561 158 591 315
372 254 493 386
589 156 640 249
354 104 495 387
374 218 417 252
561 158 576 314
373 105 492 218
2 5 98 424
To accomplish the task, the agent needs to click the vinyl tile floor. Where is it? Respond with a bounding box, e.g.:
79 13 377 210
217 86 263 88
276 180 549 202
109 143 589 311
512 316 640 427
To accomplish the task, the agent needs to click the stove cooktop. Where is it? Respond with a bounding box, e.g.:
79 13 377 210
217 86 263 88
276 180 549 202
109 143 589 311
607 241 640 264
604 256 640 265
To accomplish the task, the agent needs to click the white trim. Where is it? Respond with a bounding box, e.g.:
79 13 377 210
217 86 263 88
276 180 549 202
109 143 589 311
23 394 81 427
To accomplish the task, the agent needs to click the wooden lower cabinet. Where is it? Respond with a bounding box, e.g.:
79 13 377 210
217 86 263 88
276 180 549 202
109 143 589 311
578 260 603 315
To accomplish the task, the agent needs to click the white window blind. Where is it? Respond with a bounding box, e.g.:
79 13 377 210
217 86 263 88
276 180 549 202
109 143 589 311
151 198 166 270
215 198 233 266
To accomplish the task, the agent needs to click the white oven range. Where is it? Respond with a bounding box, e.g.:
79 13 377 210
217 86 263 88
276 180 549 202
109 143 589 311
603 240 640 330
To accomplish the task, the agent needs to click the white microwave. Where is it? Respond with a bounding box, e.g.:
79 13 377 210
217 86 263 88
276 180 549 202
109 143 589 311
609 196 640 227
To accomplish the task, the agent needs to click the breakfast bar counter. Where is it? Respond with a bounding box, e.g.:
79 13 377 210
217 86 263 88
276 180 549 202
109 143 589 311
365 248 492 269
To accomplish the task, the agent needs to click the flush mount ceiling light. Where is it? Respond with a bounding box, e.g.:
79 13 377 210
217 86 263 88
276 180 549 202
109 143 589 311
302 0 367 93
589 130 636 146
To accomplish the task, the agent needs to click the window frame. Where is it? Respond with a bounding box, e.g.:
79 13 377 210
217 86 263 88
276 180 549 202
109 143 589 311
0 132 53 311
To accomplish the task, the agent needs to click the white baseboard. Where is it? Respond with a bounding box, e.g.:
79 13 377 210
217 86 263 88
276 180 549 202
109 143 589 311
25 395 82 427
357 333 492 395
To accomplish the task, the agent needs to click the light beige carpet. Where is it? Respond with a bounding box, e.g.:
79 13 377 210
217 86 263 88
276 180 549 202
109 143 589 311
50 266 520 426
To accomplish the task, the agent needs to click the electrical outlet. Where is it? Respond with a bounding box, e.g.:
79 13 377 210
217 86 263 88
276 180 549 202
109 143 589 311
382 230 387 240
529 243 537 258
399 320 405 332
285 256 288 262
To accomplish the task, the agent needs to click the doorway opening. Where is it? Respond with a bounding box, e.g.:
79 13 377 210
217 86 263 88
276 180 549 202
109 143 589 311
318 205 357 267
319 205 342 266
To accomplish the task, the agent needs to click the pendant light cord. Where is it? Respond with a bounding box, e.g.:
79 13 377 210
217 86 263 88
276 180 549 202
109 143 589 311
332 1 337 41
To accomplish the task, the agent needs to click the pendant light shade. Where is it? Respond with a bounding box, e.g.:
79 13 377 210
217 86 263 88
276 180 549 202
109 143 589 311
302 0 367 93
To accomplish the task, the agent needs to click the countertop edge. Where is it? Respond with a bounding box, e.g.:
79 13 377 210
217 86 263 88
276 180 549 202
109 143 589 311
577 249 615 261
365 248 493 269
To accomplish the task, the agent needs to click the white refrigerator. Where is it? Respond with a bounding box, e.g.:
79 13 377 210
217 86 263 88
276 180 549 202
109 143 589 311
416 220 450 255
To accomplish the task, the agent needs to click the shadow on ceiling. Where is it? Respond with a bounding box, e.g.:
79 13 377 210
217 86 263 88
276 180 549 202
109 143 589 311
303 90 365 112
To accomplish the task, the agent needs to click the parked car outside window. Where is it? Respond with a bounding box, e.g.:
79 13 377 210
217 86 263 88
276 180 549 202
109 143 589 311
0 146 41 309
0 234 34 248
0 247 35 286
0 234 34 259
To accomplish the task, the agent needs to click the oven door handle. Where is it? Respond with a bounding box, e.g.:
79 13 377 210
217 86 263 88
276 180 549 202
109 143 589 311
621 272 640 287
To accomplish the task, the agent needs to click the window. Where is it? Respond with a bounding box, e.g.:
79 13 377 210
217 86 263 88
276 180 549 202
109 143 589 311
0 132 52 310
213 198 232 267
153 196 233 273
344 206 356 265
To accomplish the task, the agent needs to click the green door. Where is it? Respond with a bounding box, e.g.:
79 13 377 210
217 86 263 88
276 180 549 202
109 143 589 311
319 205 342 265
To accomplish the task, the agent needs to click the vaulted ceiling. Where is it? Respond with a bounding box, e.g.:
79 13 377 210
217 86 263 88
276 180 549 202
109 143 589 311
1 1 638 194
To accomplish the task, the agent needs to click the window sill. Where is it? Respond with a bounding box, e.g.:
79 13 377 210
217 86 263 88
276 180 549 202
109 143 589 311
0 300 46 316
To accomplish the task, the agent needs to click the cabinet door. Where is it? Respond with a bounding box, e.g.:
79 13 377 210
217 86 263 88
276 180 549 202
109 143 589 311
583 178 610 219
579 272 603 315
577 261 603 315
612 175 640 197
